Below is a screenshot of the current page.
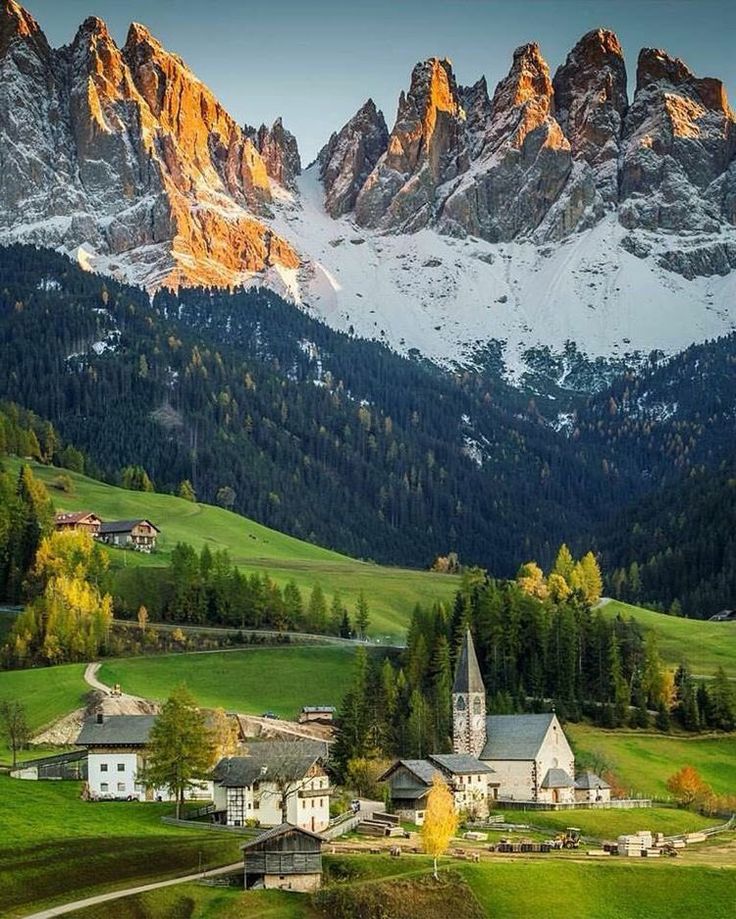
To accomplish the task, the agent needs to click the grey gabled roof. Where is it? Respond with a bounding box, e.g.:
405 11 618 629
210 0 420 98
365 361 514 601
428 753 494 775
240 823 324 850
575 771 610 790
481 713 556 761
378 759 440 786
99 519 159 535
541 768 574 789
214 741 322 788
453 628 485 694
76 715 157 747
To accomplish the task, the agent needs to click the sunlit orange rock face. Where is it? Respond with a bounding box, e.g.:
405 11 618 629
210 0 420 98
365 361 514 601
619 47 736 233
354 58 466 230
0 2 299 289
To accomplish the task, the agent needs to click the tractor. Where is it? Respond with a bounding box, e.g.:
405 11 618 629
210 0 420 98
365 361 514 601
553 827 581 849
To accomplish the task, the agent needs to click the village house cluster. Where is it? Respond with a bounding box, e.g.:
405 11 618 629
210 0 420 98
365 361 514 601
54 511 160 552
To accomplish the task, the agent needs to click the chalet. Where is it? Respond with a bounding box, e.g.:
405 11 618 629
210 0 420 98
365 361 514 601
241 823 323 892
76 713 210 802
380 753 493 825
213 741 331 832
54 511 101 537
98 519 159 552
574 771 611 803
452 629 576 805
298 706 336 725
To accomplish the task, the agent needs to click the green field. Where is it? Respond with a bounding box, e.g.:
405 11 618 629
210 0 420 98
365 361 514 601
65 855 736 919
5 459 459 638
0 662 88 764
569 723 736 799
521 805 716 840
0 775 241 918
99 646 362 719
599 599 736 677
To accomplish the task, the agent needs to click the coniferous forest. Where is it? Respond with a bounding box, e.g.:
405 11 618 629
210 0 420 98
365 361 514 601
1 244 736 617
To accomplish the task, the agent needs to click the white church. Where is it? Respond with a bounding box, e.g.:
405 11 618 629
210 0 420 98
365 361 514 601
383 629 609 822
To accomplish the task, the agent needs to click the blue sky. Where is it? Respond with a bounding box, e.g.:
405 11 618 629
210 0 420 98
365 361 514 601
22 0 736 162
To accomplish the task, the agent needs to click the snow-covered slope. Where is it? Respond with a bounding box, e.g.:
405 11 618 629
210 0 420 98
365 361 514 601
270 167 736 376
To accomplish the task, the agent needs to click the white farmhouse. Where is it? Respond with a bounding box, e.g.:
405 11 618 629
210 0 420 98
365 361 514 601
213 742 331 832
76 714 211 802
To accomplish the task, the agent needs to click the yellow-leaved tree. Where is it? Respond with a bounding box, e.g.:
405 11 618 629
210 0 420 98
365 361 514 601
421 773 458 879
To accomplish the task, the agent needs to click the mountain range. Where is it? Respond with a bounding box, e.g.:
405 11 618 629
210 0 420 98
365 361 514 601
1 0 736 378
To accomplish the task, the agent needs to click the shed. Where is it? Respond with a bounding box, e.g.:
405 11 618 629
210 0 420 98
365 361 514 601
241 824 323 892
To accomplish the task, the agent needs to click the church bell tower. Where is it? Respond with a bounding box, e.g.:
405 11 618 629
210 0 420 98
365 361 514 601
452 628 486 758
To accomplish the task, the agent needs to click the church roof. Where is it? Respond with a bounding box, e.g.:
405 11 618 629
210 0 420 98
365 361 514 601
541 768 574 789
575 771 610 790
453 628 485 694
480 713 557 761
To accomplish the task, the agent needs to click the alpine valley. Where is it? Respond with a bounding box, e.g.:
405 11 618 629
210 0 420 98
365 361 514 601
1 0 736 618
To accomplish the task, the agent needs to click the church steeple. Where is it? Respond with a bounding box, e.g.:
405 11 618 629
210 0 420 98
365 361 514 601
452 628 486 758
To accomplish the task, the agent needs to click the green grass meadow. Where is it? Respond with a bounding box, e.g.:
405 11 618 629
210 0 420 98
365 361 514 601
6 459 459 638
569 722 736 798
0 775 241 918
98 645 361 719
0 662 88 764
63 856 736 919
599 600 736 677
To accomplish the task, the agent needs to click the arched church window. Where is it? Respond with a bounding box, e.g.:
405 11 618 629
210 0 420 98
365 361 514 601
472 697 482 713
455 696 466 711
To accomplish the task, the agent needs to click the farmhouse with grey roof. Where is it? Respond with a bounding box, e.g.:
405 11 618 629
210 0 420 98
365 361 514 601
212 740 331 833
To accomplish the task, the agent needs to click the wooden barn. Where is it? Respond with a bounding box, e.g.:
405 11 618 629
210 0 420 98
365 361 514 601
241 824 323 892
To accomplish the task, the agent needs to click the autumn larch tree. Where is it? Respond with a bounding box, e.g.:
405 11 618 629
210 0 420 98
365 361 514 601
141 684 214 818
421 773 458 879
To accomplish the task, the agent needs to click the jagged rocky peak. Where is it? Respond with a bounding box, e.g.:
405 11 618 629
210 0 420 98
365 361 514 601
552 28 627 203
317 98 388 217
0 0 44 55
491 41 554 119
250 117 302 191
354 57 465 230
0 2 300 289
619 46 736 234
440 41 581 243
459 77 492 159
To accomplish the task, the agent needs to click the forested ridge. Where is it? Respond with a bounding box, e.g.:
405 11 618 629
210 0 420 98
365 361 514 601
0 245 613 574
1 244 735 616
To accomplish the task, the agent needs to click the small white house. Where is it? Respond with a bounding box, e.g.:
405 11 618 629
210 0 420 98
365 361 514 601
380 753 494 825
213 742 331 833
76 714 211 802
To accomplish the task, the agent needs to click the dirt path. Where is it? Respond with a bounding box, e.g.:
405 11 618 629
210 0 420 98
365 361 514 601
83 662 150 704
20 862 242 919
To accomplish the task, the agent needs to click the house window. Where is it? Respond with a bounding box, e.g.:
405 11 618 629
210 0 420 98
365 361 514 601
100 763 108 772
320 799 324 808
254 800 259 809
117 763 125 772
100 783 109 792
117 782 126 792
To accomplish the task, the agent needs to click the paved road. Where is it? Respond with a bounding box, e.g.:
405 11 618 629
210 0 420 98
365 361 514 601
22 863 242 919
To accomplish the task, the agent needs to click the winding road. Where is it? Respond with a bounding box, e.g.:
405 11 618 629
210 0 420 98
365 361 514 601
21 863 242 919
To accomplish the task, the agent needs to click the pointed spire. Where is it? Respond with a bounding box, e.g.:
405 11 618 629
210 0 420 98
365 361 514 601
453 628 484 694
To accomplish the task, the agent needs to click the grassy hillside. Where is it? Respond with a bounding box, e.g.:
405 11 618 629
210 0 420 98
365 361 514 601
0 663 88 764
5 459 460 638
99 646 361 719
67 856 736 919
1 775 241 918
599 599 736 677
569 723 736 799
